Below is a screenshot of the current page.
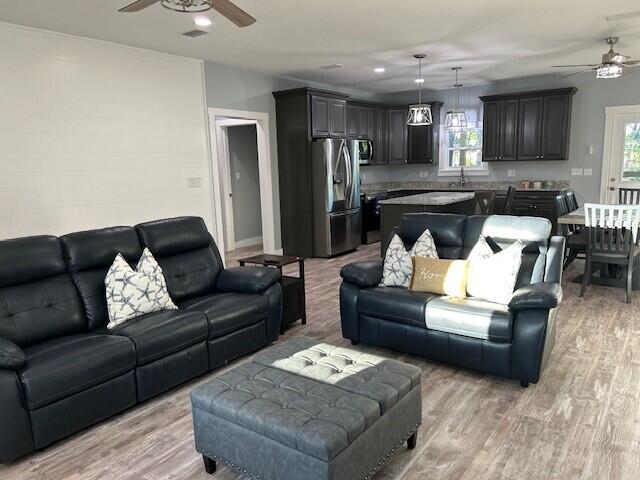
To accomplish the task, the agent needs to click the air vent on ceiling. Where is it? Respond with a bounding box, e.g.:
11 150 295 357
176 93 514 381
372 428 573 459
319 63 344 70
605 10 640 21
182 29 208 38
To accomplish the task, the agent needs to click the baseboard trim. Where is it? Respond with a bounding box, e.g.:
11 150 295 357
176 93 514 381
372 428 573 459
234 236 263 249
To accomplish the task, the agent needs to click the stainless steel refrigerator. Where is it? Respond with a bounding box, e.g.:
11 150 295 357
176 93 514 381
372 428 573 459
311 138 361 257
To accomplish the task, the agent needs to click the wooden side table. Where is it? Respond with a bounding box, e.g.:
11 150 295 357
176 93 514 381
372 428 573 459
238 254 306 334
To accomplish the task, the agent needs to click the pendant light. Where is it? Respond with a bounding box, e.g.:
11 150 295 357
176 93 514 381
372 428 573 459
445 67 467 130
407 54 432 126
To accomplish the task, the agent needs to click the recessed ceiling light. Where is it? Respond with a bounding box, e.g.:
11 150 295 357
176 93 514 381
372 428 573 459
374 67 385 73
414 78 425 84
194 17 212 27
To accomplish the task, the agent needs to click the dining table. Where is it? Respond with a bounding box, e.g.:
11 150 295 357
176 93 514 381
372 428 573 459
557 206 640 290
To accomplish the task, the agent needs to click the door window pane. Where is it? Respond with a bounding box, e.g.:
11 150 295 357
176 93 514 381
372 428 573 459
622 122 640 180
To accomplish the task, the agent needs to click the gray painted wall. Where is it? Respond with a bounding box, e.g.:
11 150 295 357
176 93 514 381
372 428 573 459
363 70 640 203
203 61 379 250
227 124 262 244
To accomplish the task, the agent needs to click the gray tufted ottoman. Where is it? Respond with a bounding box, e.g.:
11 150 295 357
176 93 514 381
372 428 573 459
190 337 422 480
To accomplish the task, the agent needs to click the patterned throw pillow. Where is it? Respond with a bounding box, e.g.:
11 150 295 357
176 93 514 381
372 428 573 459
466 236 523 304
105 248 177 329
381 229 439 288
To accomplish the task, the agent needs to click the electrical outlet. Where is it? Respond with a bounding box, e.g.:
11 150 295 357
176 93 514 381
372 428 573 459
583 168 593 176
235 171 241 180
421 170 428 178
507 169 516 177
571 168 583 176
187 176 202 188
362 172 367 181
587 145 594 155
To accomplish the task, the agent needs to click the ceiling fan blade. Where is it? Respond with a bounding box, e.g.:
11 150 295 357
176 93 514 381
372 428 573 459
623 60 640 66
551 64 599 68
211 0 256 27
562 68 596 79
119 0 161 12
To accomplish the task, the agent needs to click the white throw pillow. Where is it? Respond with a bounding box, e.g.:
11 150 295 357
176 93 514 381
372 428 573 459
105 248 177 329
381 229 439 288
466 236 523 305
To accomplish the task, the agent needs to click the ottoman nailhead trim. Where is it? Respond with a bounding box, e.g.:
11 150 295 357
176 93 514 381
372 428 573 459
199 423 421 480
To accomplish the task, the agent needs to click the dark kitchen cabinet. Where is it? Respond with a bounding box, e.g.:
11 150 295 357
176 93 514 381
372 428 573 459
373 108 388 165
356 107 369 138
480 88 576 162
388 109 408 164
346 104 357 138
310 95 346 138
511 190 564 232
407 102 442 164
518 97 543 160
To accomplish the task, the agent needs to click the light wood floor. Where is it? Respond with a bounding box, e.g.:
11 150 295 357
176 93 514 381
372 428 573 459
2 243 640 480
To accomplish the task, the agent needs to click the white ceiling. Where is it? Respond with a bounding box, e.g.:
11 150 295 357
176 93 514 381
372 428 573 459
1 1 639 92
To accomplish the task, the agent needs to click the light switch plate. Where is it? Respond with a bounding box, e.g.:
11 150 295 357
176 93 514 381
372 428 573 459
507 169 516 177
187 176 202 188
583 168 593 176
571 168 583 176
587 145 594 155
362 172 367 181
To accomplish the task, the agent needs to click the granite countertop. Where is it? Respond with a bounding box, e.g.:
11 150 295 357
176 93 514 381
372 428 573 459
361 180 569 194
379 192 475 206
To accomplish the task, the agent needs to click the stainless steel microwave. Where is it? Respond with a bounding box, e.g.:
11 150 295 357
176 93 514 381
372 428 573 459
350 139 373 165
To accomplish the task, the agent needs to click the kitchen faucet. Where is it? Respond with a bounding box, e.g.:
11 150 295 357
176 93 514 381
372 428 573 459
459 166 466 187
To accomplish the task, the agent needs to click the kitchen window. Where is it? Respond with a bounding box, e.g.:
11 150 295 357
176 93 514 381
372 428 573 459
438 108 488 176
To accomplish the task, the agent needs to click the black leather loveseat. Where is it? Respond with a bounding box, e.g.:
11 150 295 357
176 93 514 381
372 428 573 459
340 213 564 388
0 216 282 463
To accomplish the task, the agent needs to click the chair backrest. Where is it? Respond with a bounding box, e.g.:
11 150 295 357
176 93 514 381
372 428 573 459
504 186 516 214
61 226 143 331
135 217 224 303
463 215 551 287
0 236 86 347
474 191 497 215
566 191 579 211
619 187 640 205
555 194 571 236
584 203 640 256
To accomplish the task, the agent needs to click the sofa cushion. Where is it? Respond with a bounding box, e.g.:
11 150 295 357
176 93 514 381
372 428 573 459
358 287 437 329
61 226 143 331
136 217 223 302
0 236 86 347
425 296 513 342
399 213 466 259
253 337 422 414
108 310 208 365
180 293 268 339
20 334 136 409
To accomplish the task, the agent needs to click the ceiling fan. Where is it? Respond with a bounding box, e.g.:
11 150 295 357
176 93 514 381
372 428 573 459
551 36 639 78
118 0 256 28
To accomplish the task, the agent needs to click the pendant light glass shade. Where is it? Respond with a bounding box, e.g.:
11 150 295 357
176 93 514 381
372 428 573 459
161 0 212 13
407 54 432 126
445 67 467 130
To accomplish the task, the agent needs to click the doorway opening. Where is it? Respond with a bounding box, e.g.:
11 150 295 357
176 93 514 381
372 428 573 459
208 108 276 265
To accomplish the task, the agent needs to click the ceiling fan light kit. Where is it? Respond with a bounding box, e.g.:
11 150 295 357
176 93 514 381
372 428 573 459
445 66 467 130
407 54 433 127
551 36 637 79
596 63 623 79
161 0 211 13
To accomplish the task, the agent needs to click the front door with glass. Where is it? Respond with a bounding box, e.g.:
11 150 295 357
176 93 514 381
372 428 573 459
603 107 640 203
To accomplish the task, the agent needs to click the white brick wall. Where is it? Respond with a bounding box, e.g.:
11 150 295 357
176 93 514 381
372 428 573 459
0 23 213 239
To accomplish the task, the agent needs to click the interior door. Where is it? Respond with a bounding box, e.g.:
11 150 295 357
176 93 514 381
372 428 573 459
604 111 640 203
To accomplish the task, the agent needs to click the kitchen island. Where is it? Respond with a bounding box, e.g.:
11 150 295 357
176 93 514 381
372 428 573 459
379 191 475 255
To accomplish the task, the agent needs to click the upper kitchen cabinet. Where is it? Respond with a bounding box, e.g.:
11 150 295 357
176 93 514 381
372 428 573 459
347 102 377 140
373 108 388 165
480 88 576 162
388 108 408 164
310 94 347 138
407 102 442 164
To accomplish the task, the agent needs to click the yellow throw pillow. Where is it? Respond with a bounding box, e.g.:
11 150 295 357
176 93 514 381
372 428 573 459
410 257 468 298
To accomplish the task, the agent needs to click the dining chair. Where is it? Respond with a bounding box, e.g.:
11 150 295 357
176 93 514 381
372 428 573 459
580 203 640 303
474 191 497 214
619 187 640 205
504 186 516 214
566 190 579 212
555 194 585 269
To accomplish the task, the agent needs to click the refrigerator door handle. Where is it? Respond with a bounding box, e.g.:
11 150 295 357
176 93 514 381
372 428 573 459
342 143 352 207
368 140 374 163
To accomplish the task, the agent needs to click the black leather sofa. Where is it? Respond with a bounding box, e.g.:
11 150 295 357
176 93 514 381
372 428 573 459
0 217 282 463
340 213 565 388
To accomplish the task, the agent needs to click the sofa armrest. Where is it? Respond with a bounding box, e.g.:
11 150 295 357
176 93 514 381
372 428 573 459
340 261 383 288
0 338 26 371
509 282 562 311
216 267 281 294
